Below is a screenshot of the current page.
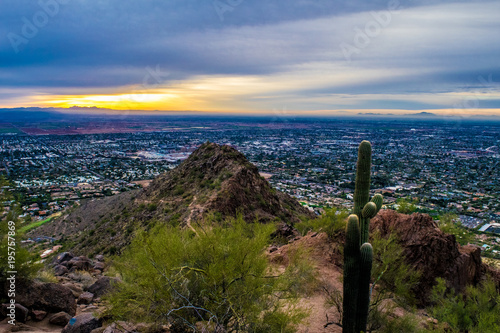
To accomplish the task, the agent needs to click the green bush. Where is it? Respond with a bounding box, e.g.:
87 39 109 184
105 216 311 332
429 277 500 333
0 214 41 303
295 207 348 239
436 213 474 245
396 198 417 214
376 313 426 333
370 230 421 309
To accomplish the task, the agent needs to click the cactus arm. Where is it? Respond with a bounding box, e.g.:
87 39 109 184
371 194 383 212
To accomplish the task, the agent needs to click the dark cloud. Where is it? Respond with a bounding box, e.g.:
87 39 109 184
0 0 499 111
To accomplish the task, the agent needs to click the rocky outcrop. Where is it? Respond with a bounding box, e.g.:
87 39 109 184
16 281 77 316
371 210 483 304
66 256 93 272
140 142 315 224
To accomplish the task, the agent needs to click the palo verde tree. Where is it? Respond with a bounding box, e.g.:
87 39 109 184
343 140 383 333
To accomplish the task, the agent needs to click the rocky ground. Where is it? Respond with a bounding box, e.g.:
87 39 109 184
1 253 114 333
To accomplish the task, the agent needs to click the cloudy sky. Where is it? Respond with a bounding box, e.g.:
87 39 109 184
1 0 499 116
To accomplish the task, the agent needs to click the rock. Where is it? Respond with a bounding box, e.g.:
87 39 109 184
67 256 93 271
90 328 106 333
271 222 299 240
62 282 84 298
49 311 72 326
87 276 116 297
54 252 74 266
16 282 77 316
31 309 47 321
371 210 484 305
81 305 98 313
94 255 105 262
102 322 146 333
77 292 94 305
93 262 106 271
55 264 70 276
62 313 102 333
1 303 29 323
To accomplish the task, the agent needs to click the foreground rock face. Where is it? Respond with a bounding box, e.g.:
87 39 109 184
371 210 483 304
16 281 77 316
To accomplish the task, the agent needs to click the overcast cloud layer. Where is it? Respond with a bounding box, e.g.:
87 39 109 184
0 0 499 114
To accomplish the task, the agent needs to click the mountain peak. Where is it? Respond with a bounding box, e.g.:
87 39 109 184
33 142 314 255
140 141 313 225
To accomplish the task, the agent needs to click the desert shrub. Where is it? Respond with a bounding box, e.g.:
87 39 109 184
370 230 421 309
375 313 426 333
147 203 157 212
36 270 58 283
295 207 348 239
396 198 417 214
436 213 474 245
0 214 42 303
106 216 311 332
429 277 500 333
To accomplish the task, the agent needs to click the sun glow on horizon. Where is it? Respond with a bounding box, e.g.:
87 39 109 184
2 73 500 117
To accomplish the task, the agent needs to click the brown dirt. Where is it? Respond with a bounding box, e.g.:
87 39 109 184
269 232 344 332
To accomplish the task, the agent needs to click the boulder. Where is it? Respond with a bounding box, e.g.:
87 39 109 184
87 277 117 297
91 328 106 333
49 311 72 326
371 210 484 305
62 282 84 298
271 222 299 240
55 264 70 276
54 252 74 266
93 262 106 271
94 255 105 262
31 309 47 321
62 313 102 333
1 303 29 323
77 292 94 305
16 282 77 316
67 256 93 271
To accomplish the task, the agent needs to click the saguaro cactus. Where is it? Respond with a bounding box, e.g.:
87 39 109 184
342 141 383 333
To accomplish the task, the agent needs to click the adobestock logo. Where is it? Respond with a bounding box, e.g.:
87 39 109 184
7 0 70 54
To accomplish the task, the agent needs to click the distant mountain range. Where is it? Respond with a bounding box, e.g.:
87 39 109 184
1 107 499 122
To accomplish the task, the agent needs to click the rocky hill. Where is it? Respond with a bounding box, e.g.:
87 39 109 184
31 142 314 256
370 210 496 305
